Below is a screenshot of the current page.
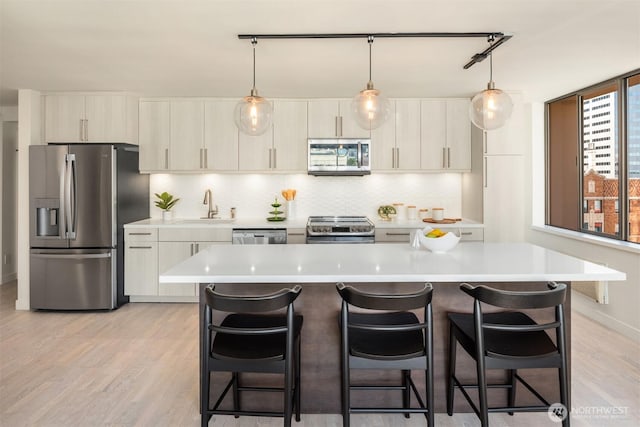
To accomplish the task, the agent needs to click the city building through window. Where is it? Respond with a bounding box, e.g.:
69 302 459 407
546 70 640 244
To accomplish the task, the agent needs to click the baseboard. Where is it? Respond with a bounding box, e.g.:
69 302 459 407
572 290 640 342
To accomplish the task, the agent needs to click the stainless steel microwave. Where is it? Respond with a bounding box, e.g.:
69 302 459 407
307 138 371 176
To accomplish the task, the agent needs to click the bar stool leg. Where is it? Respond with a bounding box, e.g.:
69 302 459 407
295 337 302 422
446 326 456 416
508 369 516 416
426 306 434 427
232 372 240 418
201 371 210 427
476 356 489 427
403 370 411 418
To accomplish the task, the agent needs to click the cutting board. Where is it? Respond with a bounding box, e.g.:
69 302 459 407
422 218 461 224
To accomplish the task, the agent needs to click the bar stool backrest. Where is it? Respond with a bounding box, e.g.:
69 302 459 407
205 285 302 313
460 282 567 310
336 282 433 311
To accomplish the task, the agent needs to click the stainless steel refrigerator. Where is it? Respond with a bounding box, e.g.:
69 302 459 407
29 144 149 310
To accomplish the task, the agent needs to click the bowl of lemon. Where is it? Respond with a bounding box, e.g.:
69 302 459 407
418 227 460 253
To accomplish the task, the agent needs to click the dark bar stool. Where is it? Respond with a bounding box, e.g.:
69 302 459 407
201 284 303 427
447 282 570 427
336 282 434 427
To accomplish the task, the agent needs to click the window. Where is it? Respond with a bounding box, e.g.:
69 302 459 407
546 70 639 244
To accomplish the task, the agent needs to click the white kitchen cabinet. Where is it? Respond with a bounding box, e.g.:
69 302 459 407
307 99 370 138
157 228 232 297
170 100 205 171
372 100 421 171
238 124 274 171
124 228 158 296
204 100 239 171
272 100 308 171
238 100 307 172
139 100 170 171
420 99 471 171
286 228 307 244
376 227 484 243
45 93 137 144
483 155 525 242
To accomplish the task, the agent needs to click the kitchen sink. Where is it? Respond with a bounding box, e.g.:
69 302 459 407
175 218 236 224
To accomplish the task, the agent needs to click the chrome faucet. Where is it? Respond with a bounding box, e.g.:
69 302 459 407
203 189 218 219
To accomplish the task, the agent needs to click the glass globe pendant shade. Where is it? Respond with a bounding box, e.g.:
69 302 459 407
469 83 513 131
352 84 391 130
234 91 273 136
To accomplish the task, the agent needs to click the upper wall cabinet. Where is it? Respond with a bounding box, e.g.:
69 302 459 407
170 100 204 171
371 100 421 171
45 93 138 144
139 100 170 171
204 101 239 171
307 99 370 139
420 99 471 171
238 100 308 172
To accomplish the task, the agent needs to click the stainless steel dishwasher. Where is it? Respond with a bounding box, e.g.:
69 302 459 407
232 228 287 244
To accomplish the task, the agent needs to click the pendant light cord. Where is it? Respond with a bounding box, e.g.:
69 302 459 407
487 34 495 89
367 35 374 88
251 36 257 95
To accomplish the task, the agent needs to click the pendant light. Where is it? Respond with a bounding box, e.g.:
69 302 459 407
234 37 273 136
352 35 391 130
469 37 513 131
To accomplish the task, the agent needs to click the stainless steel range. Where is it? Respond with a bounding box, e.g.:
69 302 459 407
306 216 375 244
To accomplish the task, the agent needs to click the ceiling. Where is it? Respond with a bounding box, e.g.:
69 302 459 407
1 0 639 106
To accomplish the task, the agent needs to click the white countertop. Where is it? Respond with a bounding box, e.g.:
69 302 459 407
125 217 308 229
159 242 626 284
125 217 481 230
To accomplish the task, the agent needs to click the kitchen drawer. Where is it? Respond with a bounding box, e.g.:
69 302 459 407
159 227 232 242
125 228 158 242
287 228 306 244
375 228 413 243
459 228 484 241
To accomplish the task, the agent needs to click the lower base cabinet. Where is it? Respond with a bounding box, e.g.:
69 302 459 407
375 227 484 243
125 227 231 301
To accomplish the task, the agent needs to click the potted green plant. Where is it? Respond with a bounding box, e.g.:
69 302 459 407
155 191 180 221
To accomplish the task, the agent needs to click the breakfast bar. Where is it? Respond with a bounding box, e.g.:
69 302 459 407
160 242 626 414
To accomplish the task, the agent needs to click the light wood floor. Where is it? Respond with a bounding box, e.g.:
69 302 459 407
1 281 638 427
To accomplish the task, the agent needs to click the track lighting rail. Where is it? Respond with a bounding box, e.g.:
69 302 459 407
237 32 512 69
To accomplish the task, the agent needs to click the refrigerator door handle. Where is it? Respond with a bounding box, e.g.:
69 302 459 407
31 253 112 260
70 154 78 238
58 154 67 239
64 154 77 239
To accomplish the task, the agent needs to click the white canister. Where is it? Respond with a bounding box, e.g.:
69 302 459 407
418 209 429 220
392 203 405 220
406 205 417 220
432 208 444 221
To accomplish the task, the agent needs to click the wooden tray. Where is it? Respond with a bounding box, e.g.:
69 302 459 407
422 218 461 224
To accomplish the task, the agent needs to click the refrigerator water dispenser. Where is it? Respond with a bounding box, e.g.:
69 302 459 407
35 199 60 237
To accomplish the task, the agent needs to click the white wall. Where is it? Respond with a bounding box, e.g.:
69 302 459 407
0 106 19 284
16 90 42 310
526 101 640 341
149 173 463 221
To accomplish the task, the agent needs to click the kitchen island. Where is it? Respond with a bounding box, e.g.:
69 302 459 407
160 242 625 414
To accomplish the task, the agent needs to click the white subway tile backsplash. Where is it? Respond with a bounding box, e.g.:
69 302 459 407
149 173 462 221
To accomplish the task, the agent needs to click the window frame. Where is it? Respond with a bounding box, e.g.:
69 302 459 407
545 68 639 245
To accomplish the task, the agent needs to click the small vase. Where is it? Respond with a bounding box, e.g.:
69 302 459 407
162 210 173 222
286 201 295 219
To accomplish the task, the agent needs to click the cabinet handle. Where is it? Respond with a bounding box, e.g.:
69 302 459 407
129 232 152 236
391 147 395 168
272 148 277 169
386 232 410 236
442 147 446 168
483 157 488 188
483 131 488 154
85 119 89 141
461 232 472 236
199 148 203 168
268 148 272 169
287 232 305 236
195 243 200 253
396 147 400 168
447 147 451 168
339 116 343 137
79 119 84 141
204 148 208 169
164 148 169 169
128 246 152 249
190 243 194 256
